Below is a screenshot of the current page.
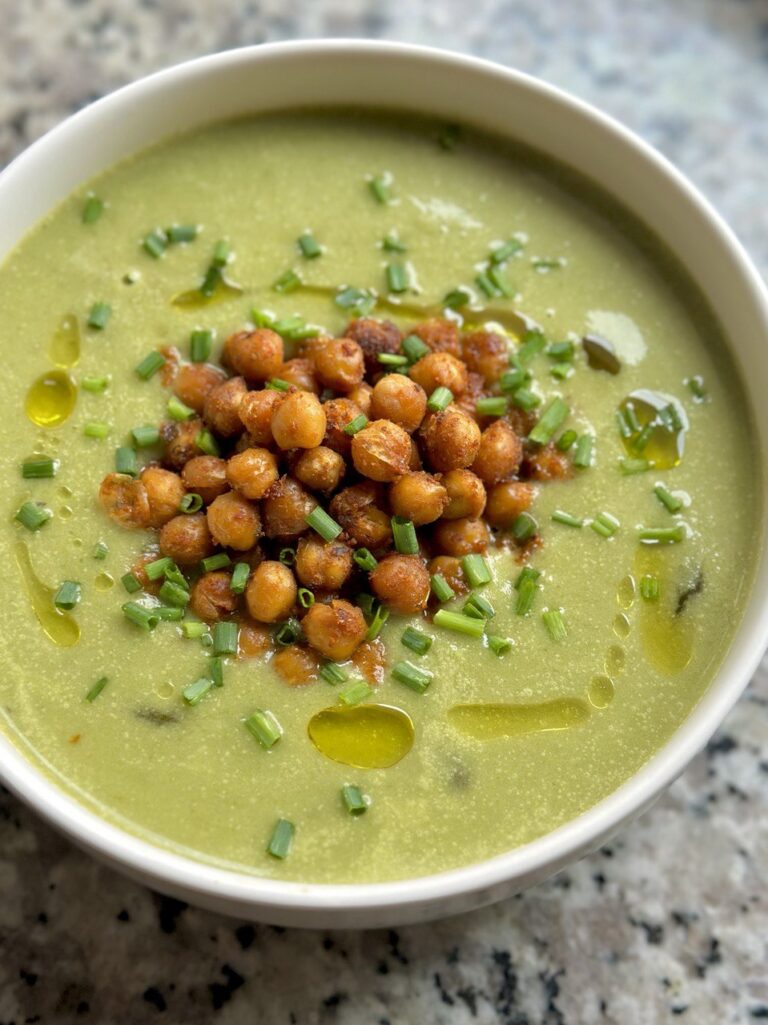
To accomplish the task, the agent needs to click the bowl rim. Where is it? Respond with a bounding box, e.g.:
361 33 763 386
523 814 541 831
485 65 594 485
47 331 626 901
1 37 767 918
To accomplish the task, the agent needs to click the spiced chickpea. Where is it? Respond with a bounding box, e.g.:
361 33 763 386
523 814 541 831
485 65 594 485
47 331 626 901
329 482 392 550
99 473 150 529
245 560 297 623
140 466 186 527
237 618 272 658
182 455 229 505
159 513 214 566
322 397 364 456
409 352 468 397
442 468 487 520
160 418 205 471
471 420 523 484
206 491 261 550
370 374 427 433
314 337 365 393
523 443 573 481
408 437 422 470
272 645 319 685
190 571 239 622
420 407 482 472
461 330 509 384
408 317 461 356
295 536 353 591
226 447 279 500
271 390 326 450
292 446 346 493
344 317 401 376
347 381 373 417
389 472 448 526
278 357 319 393
238 388 281 445
173 362 227 414
427 555 468 595
223 328 283 383
485 481 535 528
262 476 316 539
351 419 412 482
203 376 247 437
432 516 490 556
370 554 431 615
302 599 367 661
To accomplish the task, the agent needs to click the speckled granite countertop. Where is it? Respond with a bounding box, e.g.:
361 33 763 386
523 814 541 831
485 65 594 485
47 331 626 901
1 1 767 1022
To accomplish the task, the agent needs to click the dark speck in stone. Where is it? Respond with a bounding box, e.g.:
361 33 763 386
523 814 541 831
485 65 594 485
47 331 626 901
117 909 130 922
671 1005 689 1016
19 970 38 987
234 925 255 950
541 970 566 1025
694 937 722 978
492 950 523 1020
457 987 479 1015
143 987 167 1013
726 783 749 801
629 917 664 945
376 960 389 975
671 910 699 930
322 992 347 1010
602 846 614 857
322 937 334 950
36 913 47 924
434 973 455 1006
593 872 607 890
76 1002 89 1016
706 734 738 757
600 999 607 1014
759 760 768 774
750 1006 768 1019
447 946 460 964
388 930 409 965
209 965 245 1011
270 925 286 935
155 895 188 934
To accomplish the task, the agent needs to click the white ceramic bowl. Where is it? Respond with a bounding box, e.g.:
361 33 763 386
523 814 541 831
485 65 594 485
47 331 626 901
1 40 767 928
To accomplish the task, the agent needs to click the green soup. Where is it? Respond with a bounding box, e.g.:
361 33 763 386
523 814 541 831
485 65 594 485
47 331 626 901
0 111 758 883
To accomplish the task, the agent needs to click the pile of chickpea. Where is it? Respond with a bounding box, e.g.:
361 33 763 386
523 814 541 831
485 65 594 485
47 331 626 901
99 317 570 680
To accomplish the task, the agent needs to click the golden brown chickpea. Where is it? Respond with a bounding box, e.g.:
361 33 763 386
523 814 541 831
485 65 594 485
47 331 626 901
442 468 487 520
237 617 272 658
223 328 283 383
295 536 353 591
159 513 214 566
389 472 448 526
206 491 261 550
226 447 279 500
278 357 319 393
245 560 297 623
272 645 319 685
173 362 227 414
262 476 316 539
302 599 367 660
507 405 538 438
351 419 412 482
461 330 509 384
427 555 468 596
271 390 327 450
99 473 150 529
160 418 205 471
322 397 364 456
314 337 365 393
140 466 186 528
181 455 229 505
485 481 536 527
370 554 431 615
347 381 373 417
238 388 281 445
370 374 427 433
408 352 468 397
329 482 392 550
408 437 422 470
345 318 402 376
409 317 461 356
352 637 387 685
523 443 574 481
190 571 239 622
420 407 482 472
471 420 524 484
292 446 346 493
203 376 247 437
432 517 489 557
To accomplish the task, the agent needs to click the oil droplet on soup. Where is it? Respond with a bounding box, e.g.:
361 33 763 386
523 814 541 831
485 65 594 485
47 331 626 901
613 613 631 639
93 572 114 591
14 541 80 648
635 546 693 675
171 278 243 309
25 370 77 427
604 644 626 677
308 704 414 769
618 389 688 469
48 315 80 368
447 699 589 740
588 675 615 709
616 575 636 610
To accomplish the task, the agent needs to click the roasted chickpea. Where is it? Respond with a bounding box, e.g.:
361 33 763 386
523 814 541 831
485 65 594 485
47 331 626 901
238 388 281 445
523 443 574 481
292 446 346 493
206 491 261 550
278 357 319 393
471 420 523 484
295 536 353 591
370 554 431 615
442 469 487 520
420 407 482 472
408 317 461 356
160 418 205 471
389 472 448 526
140 466 186 527
347 381 373 417
507 405 538 438
302 599 367 660
181 455 229 505
408 436 422 470
344 317 401 376
159 513 214 566
427 555 468 595
190 570 239 622
226 447 279 500
408 352 468 397
223 328 283 383
351 419 411 482
314 337 365 393
329 482 392 550
203 376 247 437
485 481 536 527
237 618 272 658
271 390 326 450
432 517 489 556
461 330 509 384
245 560 297 623
370 374 427 433
262 476 316 539
173 362 227 414
272 645 319 685
99 473 150 529
322 397 364 456
352 637 387 685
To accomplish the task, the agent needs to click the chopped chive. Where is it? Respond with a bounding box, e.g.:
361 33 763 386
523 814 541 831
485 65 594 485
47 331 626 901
265 378 291 392
183 677 214 706
556 429 578 452
181 620 207 639
382 231 407 253
341 784 368 816
433 609 485 638
437 121 462 150
661 403 683 432
542 609 567 641
442 287 472 310
620 457 651 475
357 592 377 618
305 507 342 542
21 457 58 479
246 709 282 749
378 352 409 366
83 422 111 439
164 562 188 588
320 662 348 686
640 574 660 601
686 375 707 401
85 676 108 702
427 386 454 412
335 286 376 315
463 592 495 619
386 263 409 294
490 238 522 264
401 626 433 656
155 604 184 621
573 434 594 468
343 414 369 436
515 566 541 589
200 632 214 649
167 224 198 244
369 173 391 204
211 239 231 267
82 195 104 224
167 395 195 421
528 398 569 445
273 269 302 294
267 818 294 859
195 428 220 457
512 512 538 543
199 265 221 297
430 573 455 603
208 656 223 686
591 512 620 538
81 375 110 393
121 601 160 630
633 422 654 453
401 334 430 362
189 328 213 362
365 604 390 642
54 580 81 610
615 409 632 439
339 679 373 706
144 556 172 581
87 302 111 330
121 572 142 594
297 232 322 259
461 554 491 588
202 552 231 573
392 659 433 693
213 621 238 655
654 483 683 513
550 363 572 381
515 330 546 364
532 257 564 271
130 425 160 448
275 618 302 646
487 635 512 656
547 341 575 363
511 387 540 412
392 516 419 555
115 446 137 476
499 368 528 394
515 577 538 616
487 265 514 297
353 548 378 572
638 524 686 544
298 587 315 609
179 492 203 514
134 351 165 380
158 580 190 608
230 562 250 594
92 540 109 561
251 308 276 328
278 547 296 566
143 230 168 258
475 397 508 418
475 271 498 299
624 404 641 432
551 509 583 528
274 316 320 341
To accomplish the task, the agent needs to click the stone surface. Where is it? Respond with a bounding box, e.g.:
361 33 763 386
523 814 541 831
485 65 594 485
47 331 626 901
1 1 766 1022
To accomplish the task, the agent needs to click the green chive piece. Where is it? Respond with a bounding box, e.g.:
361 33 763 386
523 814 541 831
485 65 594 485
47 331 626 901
638 525 686 544
166 224 198 244
437 122 462 150
401 626 433 656
297 231 322 259
633 423 654 454
144 557 172 581
143 230 168 258
209 656 223 688
121 601 160 631
591 512 620 538
392 660 433 693
199 264 221 298
511 387 540 412
334 287 376 315
167 395 195 422
430 573 455 603
114 446 137 476
488 265 514 297
196 428 220 457
377 352 409 367
515 566 541 590
490 238 523 264
53 580 81 610
85 676 108 702
245 709 282 749
556 429 578 452
512 512 538 543
230 562 250 594
155 607 184 622
298 587 315 609
542 609 567 641
320 662 348 686
433 609 485 638
515 577 538 616
499 368 528 394
158 580 190 608
475 397 508 418
475 271 498 299
267 818 294 859
179 492 203 514
189 328 213 362
640 574 660 601
92 540 109 561
182 677 214 706
82 195 104 224
87 302 111 330
343 414 369 436
386 263 409 294
369 173 391 204
134 351 166 380
339 680 373 706
573 434 594 468
686 375 707 401
81 375 110 393
392 516 418 555
401 334 430 363
356 593 376 618
264 378 291 393
21 457 58 479
181 620 207 639
273 316 320 341
547 341 575 363
550 363 572 381
121 572 141 594
461 554 491 588
620 457 652 475
211 239 231 267
551 509 583 528
488 635 512 656
341 784 368 816
273 269 302 294
515 330 546 364
365 604 390 642
654 484 684 513
443 287 471 309
83 422 111 439
427 386 454 412
274 618 302 646
213 621 238 656
305 507 342 542
130 425 160 448
353 548 378 572
616 409 632 439
529 398 569 445
201 552 231 574
532 257 564 271
382 232 407 253
463 592 495 619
